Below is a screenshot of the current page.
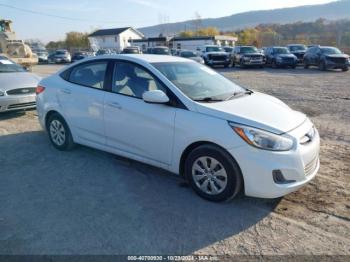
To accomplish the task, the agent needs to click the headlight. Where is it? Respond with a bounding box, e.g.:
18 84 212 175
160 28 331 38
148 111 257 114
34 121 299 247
243 56 250 61
229 123 295 151
0 90 4 96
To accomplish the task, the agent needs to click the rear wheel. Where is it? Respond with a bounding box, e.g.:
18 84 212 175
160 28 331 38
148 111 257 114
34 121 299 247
47 113 75 151
185 145 242 202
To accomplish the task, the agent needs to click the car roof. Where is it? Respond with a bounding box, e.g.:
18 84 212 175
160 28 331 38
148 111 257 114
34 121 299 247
82 54 192 63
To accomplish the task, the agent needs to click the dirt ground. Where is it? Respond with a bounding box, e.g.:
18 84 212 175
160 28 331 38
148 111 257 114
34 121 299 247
0 64 349 256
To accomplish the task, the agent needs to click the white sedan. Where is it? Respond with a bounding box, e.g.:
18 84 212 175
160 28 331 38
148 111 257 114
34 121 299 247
36 55 320 201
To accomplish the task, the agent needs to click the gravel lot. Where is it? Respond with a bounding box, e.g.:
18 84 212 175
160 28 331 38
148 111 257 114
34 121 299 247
0 64 349 256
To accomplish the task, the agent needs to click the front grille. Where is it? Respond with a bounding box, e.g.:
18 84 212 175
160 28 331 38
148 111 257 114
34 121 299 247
211 55 227 61
8 102 36 109
282 57 295 63
249 55 262 59
304 155 319 177
327 57 346 64
6 88 36 96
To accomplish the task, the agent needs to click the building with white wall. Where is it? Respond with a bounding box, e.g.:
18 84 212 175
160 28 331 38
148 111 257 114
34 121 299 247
130 35 238 52
88 27 144 52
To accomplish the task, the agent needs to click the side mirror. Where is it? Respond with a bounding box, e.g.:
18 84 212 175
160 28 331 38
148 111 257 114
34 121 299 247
143 90 169 104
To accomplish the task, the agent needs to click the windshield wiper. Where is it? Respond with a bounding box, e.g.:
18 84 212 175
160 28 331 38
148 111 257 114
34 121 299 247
225 90 254 101
193 97 224 102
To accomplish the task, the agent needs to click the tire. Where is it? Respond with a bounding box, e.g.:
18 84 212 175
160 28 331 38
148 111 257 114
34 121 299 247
272 60 277 68
319 61 326 71
47 113 75 151
240 60 246 69
184 144 243 202
342 66 349 72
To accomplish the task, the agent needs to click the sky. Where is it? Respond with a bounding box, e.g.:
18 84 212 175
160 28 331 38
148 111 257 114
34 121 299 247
0 0 335 43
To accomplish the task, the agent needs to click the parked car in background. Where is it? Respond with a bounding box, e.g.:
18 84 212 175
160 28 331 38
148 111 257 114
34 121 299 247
147 46 170 55
232 46 265 68
265 47 297 68
36 50 49 64
0 57 40 112
287 44 307 64
36 54 320 202
303 46 349 71
121 46 142 54
71 52 89 63
178 50 204 64
96 49 112 56
202 45 230 68
48 50 71 64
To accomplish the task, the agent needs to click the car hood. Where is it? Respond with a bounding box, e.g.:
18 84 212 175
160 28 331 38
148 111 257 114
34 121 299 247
0 72 41 91
242 52 263 56
195 92 306 134
325 54 349 59
189 56 204 62
206 52 228 56
277 54 296 58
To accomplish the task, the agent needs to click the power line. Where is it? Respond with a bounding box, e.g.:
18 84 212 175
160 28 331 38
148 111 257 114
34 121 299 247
0 3 155 24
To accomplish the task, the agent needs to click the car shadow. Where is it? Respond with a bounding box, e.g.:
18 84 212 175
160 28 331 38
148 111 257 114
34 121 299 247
0 131 280 255
0 110 27 120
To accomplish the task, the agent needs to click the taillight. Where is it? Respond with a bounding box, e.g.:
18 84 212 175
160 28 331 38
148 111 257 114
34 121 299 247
36 86 45 95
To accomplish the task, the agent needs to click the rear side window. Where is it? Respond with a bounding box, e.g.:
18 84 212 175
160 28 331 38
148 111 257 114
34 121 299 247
68 62 108 89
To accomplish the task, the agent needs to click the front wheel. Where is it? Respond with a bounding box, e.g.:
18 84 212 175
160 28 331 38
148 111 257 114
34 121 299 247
342 66 349 72
319 61 326 71
47 113 75 151
185 145 243 202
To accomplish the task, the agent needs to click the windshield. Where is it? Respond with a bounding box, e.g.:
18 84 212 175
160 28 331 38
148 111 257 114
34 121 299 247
289 45 306 52
124 49 139 54
56 51 67 55
224 47 233 52
152 62 246 101
0 59 26 73
206 46 223 52
241 47 258 53
153 48 170 55
321 47 342 55
181 51 197 58
274 48 290 54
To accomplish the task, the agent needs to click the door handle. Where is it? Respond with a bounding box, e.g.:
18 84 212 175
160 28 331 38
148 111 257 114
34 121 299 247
107 102 122 109
61 88 71 94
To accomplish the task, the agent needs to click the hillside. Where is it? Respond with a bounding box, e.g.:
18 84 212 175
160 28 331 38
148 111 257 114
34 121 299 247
139 0 350 36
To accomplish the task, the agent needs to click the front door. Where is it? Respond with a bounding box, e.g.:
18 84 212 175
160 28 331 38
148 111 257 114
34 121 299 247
104 61 176 165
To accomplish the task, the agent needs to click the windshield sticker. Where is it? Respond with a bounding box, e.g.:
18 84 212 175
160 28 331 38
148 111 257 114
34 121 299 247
0 60 13 65
199 66 218 75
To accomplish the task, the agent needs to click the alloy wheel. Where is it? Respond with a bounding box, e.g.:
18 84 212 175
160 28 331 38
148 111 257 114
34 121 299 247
191 156 228 195
49 120 66 146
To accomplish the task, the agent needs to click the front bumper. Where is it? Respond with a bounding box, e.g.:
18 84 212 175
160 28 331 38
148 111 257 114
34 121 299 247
325 61 348 69
229 119 320 198
242 59 265 66
276 60 297 67
0 94 36 112
206 60 230 66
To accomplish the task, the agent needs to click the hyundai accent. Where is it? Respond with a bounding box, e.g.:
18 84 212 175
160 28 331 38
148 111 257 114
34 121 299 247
36 55 320 201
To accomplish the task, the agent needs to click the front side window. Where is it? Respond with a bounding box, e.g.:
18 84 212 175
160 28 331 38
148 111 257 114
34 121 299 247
69 61 107 89
153 62 245 101
113 62 165 98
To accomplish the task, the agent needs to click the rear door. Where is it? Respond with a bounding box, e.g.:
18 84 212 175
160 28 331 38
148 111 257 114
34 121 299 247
104 61 177 165
58 60 110 145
